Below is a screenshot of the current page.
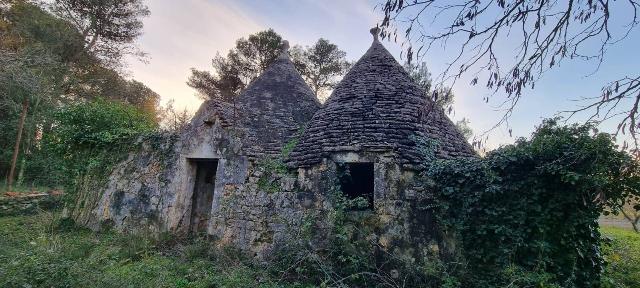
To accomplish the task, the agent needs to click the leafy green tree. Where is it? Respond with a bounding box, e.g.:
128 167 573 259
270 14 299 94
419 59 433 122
46 0 159 117
1 1 157 109
290 38 350 100
404 62 453 110
188 29 351 103
69 65 161 120
0 1 75 190
455 118 473 140
0 1 159 189
405 62 433 100
232 29 284 82
1 0 85 61
619 199 640 232
0 48 61 191
51 0 150 67
405 62 474 139
188 29 284 101
187 56 245 102
46 99 156 152
159 99 193 131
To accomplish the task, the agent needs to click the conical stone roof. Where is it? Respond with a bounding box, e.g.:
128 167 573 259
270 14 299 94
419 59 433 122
288 29 475 168
236 42 320 157
191 42 320 158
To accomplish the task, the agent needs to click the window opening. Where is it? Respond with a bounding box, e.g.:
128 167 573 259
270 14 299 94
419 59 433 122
337 162 374 210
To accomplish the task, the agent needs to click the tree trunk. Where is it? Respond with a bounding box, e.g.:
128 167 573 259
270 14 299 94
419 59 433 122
621 209 640 233
632 217 640 233
7 98 29 192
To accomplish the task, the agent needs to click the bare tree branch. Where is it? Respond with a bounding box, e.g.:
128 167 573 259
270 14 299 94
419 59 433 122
380 0 640 151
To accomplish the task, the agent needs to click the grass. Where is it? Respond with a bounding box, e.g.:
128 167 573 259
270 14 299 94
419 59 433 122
601 226 640 288
0 212 310 288
0 212 638 288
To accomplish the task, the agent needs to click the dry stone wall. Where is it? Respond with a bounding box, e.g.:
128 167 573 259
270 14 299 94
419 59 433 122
88 133 180 233
88 121 440 260
210 160 308 257
0 193 62 217
294 154 440 261
85 39 450 260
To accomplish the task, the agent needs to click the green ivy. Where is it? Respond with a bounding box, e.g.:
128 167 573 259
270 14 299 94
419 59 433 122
255 133 302 193
423 119 640 287
40 99 157 223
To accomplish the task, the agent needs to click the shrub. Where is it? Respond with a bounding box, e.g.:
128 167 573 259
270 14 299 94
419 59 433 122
0 213 280 288
36 99 157 221
45 98 157 151
425 119 640 287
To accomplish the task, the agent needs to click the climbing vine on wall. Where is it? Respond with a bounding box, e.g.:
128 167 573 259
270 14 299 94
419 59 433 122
423 119 640 287
41 99 158 223
268 162 456 287
255 134 301 193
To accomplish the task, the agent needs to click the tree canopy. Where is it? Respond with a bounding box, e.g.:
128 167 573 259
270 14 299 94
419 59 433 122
404 61 474 140
0 0 158 189
187 29 284 102
291 38 350 100
188 29 350 103
51 0 150 67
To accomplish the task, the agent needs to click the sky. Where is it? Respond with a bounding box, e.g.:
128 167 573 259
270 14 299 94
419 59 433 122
125 0 640 149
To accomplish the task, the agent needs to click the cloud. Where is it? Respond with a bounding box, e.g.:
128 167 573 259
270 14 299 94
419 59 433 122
126 0 264 112
126 0 389 113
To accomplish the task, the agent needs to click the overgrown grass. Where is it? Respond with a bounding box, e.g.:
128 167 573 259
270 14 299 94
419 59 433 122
601 226 640 288
0 212 308 288
1 212 638 288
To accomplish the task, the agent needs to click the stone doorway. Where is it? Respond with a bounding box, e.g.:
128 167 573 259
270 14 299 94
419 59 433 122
189 159 218 233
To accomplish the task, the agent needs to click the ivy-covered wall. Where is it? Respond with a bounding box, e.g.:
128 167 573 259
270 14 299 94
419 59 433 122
87 100 243 233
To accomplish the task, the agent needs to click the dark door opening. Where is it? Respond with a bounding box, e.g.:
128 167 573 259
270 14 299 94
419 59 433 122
337 162 375 210
189 159 218 233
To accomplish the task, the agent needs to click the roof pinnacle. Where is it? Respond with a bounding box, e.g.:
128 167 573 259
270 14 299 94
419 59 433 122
370 26 380 42
278 40 290 59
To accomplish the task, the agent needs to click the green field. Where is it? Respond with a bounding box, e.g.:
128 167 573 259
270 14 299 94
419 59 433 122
0 213 638 288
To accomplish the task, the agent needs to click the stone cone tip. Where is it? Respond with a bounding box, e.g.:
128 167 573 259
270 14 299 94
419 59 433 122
278 40 290 59
370 26 380 42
